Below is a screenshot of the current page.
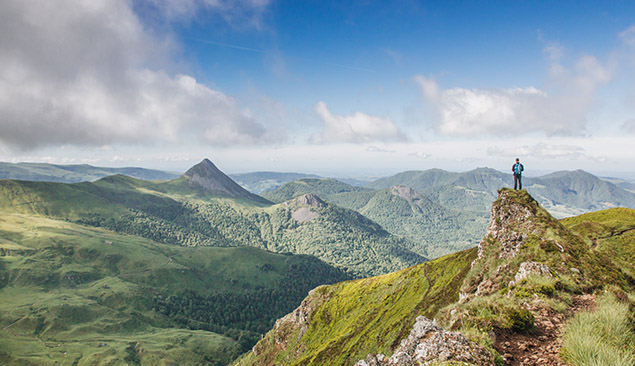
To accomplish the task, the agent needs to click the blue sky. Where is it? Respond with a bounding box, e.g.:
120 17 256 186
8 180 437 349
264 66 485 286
1 0 635 178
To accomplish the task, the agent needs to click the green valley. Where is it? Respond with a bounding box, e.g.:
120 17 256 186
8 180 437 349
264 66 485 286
0 213 351 365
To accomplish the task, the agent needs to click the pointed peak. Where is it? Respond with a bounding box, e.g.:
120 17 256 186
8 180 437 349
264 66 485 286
183 158 220 177
180 158 254 199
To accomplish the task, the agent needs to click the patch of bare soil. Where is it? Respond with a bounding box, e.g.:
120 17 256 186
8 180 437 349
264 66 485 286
494 294 596 366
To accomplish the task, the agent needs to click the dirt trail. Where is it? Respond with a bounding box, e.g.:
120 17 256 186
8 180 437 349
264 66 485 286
494 294 596 366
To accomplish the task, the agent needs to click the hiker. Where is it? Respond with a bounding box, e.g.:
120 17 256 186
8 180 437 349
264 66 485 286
512 158 524 190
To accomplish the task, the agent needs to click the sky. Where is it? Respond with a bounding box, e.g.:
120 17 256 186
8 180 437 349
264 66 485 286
2 0 635 178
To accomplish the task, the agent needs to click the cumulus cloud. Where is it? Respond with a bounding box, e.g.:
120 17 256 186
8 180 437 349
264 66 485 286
311 101 406 144
415 46 616 137
0 0 273 151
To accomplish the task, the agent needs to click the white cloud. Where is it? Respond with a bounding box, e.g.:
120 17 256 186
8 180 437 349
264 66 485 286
0 0 274 151
415 43 616 137
311 101 406 144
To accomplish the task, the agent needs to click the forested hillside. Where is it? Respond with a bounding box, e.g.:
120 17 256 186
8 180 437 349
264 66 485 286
0 160 424 277
229 172 321 194
264 177 487 258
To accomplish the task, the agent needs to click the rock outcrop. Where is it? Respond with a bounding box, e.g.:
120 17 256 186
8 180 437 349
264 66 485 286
514 262 552 283
356 316 494 366
284 193 326 222
462 189 561 298
479 189 540 260
292 193 326 208
390 185 419 201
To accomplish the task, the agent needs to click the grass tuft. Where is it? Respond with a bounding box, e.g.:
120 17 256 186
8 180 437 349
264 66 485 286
561 293 635 366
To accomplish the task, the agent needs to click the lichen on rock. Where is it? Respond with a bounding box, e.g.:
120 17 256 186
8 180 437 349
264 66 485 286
356 316 494 366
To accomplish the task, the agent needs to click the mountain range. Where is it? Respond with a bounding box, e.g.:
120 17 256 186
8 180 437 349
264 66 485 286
1 159 634 365
0 159 423 277
369 167 635 218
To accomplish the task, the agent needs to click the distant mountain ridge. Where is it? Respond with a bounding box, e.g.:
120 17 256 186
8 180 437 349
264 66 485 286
369 167 635 218
229 172 321 194
0 161 179 182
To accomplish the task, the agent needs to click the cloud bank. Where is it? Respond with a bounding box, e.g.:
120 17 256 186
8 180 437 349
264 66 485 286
311 101 406 144
415 45 616 137
0 0 273 151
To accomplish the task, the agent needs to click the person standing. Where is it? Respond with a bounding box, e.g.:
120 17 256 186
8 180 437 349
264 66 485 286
512 158 524 190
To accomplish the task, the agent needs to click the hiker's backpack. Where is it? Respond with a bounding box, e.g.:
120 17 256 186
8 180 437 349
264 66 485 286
514 163 523 175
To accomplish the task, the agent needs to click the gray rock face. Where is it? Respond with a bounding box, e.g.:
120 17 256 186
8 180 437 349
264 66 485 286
293 193 326 208
356 316 494 366
514 262 552 283
390 185 418 201
464 189 547 299
482 190 537 260
284 193 326 222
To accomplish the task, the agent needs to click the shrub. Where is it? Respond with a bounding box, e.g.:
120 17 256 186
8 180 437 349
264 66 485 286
504 307 534 332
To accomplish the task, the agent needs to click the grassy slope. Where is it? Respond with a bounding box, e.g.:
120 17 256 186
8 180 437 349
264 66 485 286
561 207 635 289
0 213 349 365
237 189 635 366
0 176 423 277
561 293 634 366
234 248 477 366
